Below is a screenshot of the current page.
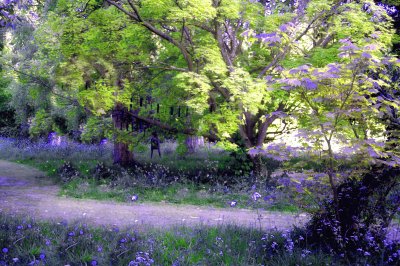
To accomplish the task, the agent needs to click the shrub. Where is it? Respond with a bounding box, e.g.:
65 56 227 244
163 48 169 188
306 165 400 263
57 161 80 183
81 116 112 144
29 109 53 139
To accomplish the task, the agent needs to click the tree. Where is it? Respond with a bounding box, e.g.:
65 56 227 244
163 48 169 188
277 33 400 260
99 0 396 168
3 0 396 169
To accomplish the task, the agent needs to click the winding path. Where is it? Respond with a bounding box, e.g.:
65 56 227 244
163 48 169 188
0 160 308 231
0 160 398 241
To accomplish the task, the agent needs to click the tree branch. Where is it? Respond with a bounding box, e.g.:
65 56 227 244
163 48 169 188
105 0 194 71
128 111 218 141
4 63 80 106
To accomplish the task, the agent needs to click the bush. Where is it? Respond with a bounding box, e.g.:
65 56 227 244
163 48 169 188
91 162 123 181
306 165 400 263
81 116 112 144
57 161 80 183
29 109 53 139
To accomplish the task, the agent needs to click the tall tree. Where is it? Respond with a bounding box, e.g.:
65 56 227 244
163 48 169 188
99 0 395 166
12 0 396 167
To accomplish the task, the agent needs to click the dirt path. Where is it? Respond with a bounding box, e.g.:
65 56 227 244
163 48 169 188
0 160 309 231
0 160 398 241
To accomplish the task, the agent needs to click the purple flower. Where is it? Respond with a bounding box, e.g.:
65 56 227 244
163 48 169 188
252 192 262 201
45 239 51 246
302 78 317 90
264 195 275 202
2 248 8 253
91 260 98 266
28 260 39 265
286 78 302 86
39 253 45 260
131 194 138 201
97 246 103 252
68 231 75 237
340 44 359 51
361 52 372 59
79 230 84 235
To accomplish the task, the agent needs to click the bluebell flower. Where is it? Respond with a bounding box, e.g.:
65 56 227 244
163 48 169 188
2 248 8 253
91 260 98 266
252 192 261 201
131 194 138 201
39 253 46 260
28 260 39 265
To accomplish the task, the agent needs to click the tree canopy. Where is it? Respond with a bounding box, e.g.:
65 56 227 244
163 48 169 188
0 0 398 158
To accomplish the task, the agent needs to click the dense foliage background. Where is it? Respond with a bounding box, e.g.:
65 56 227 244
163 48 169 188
0 0 399 264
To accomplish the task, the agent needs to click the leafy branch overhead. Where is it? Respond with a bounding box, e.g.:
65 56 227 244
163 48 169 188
2 0 399 152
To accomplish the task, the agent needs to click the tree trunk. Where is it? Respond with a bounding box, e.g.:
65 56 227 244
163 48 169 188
112 103 134 167
113 142 134 167
185 136 205 153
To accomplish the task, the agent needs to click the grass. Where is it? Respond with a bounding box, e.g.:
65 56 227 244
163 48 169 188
59 178 250 209
0 213 341 266
2 213 397 265
0 137 301 213
13 157 299 212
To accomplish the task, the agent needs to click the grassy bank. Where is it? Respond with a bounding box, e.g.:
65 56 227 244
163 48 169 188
0 213 338 266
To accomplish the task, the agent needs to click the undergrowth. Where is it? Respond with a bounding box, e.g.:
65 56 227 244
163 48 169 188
0 213 346 266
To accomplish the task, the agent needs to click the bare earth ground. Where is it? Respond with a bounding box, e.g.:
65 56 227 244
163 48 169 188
0 160 398 240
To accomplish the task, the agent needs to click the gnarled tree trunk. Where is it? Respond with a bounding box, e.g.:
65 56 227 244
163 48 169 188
112 103 134 167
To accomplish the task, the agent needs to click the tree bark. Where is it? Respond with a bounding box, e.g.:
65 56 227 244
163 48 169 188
185 136 205 153
112 103 134 167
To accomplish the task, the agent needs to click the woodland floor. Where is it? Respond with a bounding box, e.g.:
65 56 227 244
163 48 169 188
0 160 398 240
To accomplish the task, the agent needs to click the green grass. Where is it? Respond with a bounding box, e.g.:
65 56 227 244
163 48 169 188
58 177 296 211
0 137 300 213
0 213 342 266
13 158 99 179
5 154 299 213
10 158 300 213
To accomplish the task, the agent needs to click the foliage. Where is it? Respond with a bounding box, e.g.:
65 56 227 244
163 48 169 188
276 35 400 260
80 116 112 144
0 80 16 137
2 0 396 156
29 109 52 139
0 1 399 262
0 213 398 265
57 161 80 183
